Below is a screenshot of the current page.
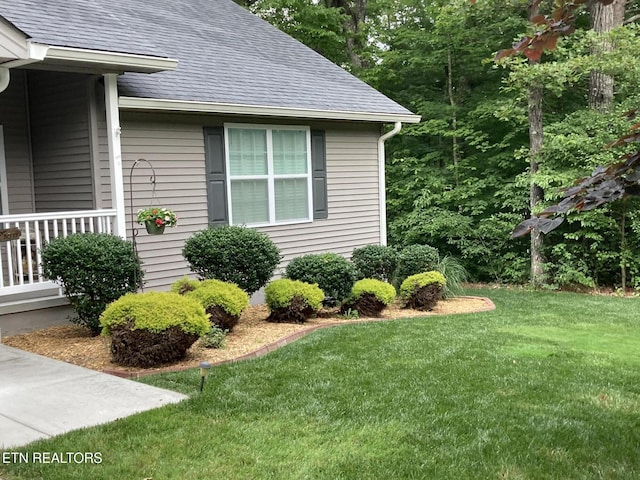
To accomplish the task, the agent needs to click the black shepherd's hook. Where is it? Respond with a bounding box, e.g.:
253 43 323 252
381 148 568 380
128 158 157 292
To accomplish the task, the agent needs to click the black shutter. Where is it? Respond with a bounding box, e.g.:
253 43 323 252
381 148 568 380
203 127 229 227
311 130 328 220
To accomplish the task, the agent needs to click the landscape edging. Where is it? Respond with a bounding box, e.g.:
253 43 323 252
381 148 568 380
102 296 495 379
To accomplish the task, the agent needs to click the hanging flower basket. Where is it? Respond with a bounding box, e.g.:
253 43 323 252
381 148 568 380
145 221 166 235
137 207 178 235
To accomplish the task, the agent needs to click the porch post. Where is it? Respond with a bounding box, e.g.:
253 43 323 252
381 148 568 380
104 73 127 239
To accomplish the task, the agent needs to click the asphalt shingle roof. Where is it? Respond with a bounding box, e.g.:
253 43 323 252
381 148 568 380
1 0 414 117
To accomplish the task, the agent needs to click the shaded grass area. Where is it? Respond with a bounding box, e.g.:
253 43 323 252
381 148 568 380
2 289 640 479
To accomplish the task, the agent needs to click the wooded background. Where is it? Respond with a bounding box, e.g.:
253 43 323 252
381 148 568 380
236 0 640 290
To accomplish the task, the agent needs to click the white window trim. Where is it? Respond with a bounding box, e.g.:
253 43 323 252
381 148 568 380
0 126 9 215
224 123 313 227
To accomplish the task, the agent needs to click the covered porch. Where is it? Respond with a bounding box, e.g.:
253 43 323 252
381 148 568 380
0 13 176 317
0 69 123 314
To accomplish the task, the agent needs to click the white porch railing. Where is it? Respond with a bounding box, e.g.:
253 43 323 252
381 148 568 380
0 209 117 294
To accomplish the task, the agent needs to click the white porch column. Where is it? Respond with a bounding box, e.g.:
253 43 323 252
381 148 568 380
104 73 126 239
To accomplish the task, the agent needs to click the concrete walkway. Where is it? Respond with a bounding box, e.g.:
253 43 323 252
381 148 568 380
0 345 187 448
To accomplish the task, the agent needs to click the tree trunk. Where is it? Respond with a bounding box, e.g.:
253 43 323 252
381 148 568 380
325 0 368 69
589 0 627 286
446 49 460 188
621 201 627 291
528 85 545 287
589 0 626 110
528 1 545 287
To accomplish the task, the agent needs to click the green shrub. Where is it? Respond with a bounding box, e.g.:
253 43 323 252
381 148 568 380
200 326 227 349
400 271 446 311
186 279 249 331
170 276 200 295
350 278 397 305
341 278 396 317
100 292 209 336
183 226 281 295
285 253 356 304
265 279 324 323
435 255 468 298
351 245 398 282
394 244 439 289
99 292 209 367
41 233 143 334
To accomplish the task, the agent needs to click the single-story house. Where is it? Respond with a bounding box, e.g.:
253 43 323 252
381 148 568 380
0 0 420 318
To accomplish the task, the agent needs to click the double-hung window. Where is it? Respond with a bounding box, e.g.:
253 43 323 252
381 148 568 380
225 124 312 226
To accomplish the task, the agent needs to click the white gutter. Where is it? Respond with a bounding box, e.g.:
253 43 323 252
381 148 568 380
119 97 422 124
378 122 403 246
44 46 178 73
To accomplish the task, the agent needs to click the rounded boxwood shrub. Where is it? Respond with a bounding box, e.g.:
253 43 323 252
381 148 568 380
41 233 143 334
399 271 447 311
182 226 281 295
285 253 356 304
186 279 249 331
340 278 397 317
351 245 398 282
170 276 200 295
394 244 439 289
100 292 209 368
265 279 324 323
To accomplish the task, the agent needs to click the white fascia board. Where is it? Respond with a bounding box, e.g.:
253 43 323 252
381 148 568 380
0 23 28 60
2 41 49 67
118 97 422 123
44 46 178 73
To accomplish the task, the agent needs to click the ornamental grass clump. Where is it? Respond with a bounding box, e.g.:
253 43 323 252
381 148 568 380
100 292 209 368
285 253 356 305
183 226 281 295
41 233 143 334
186 279 249 331
265 279 324 323
400 271 446 311
340 279 397 317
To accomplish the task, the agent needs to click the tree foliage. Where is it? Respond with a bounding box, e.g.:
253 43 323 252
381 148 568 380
251 0 640 289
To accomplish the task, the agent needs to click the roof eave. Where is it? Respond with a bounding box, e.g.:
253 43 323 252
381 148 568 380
118 97 422 123
44 46 178 73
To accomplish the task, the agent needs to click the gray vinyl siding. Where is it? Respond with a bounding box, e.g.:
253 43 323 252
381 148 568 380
119 113 381 291
120 120 209 291
0 70 33 214
94 81 113 208
28 71 94 212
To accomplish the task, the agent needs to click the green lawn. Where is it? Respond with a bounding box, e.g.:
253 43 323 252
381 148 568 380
2 288 640 479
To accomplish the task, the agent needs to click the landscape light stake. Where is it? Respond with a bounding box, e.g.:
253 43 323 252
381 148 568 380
199 362 211 392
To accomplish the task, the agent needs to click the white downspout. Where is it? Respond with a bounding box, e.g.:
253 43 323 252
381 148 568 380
377 121 402 246
0 68 9 93
104 73 127 239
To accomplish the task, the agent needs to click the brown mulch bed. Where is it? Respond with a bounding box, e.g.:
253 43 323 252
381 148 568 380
2 296 494 377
